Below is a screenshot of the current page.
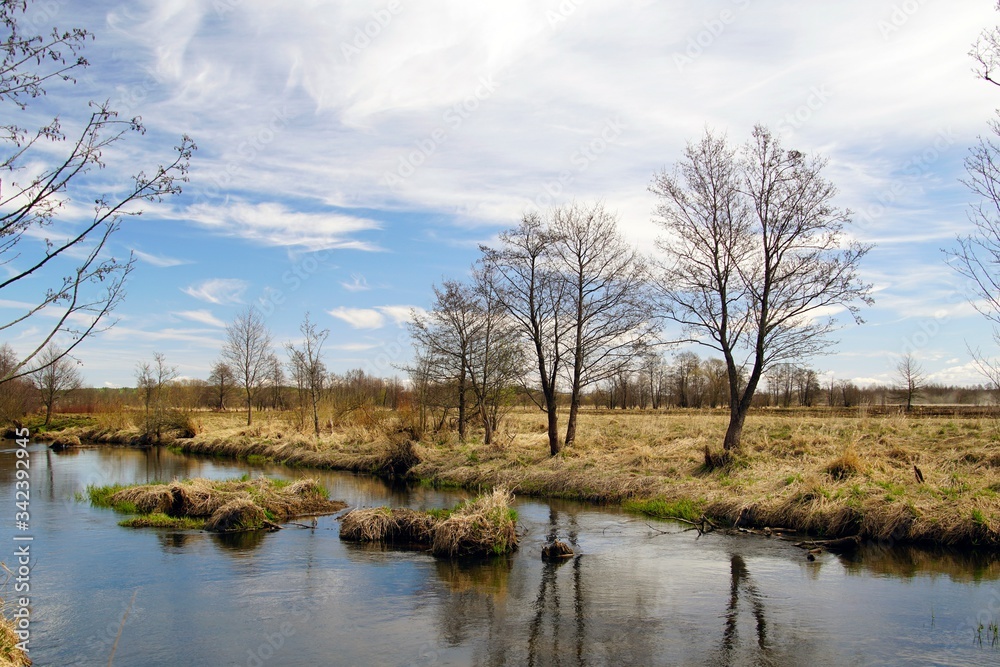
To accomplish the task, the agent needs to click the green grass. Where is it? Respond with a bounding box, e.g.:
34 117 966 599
87 483 134 510
119 514 204 529
623 497 704 523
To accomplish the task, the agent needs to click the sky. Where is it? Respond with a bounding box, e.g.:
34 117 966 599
4 0 1000 389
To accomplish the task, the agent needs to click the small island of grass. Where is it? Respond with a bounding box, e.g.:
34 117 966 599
339 488 518 557
87 476 346 532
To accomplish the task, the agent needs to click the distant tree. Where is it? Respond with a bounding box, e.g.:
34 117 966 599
702 358 729 408
222 306 273 426
29 345 81 425
134 352 176 441
286 313 328 439
0 344 33 420
207 361 236 411
894 353 925 412
0 2 194 383
650 126 872 454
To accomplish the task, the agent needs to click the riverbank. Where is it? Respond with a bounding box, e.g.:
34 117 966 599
39 409 1000 548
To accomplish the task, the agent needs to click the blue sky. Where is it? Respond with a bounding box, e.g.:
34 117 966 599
5 0 1000 389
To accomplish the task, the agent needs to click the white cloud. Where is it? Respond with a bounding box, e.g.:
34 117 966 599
133 249 190 268
341 273 371 292
326 305 424 329
186 201 382 251
174 309 227 328
377 305 424 325
182 278 248 305
328 307 385 329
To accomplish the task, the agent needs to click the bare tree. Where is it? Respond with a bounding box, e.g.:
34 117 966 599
0 2 194 383
894 353 925 412
650 126 872 453
408 281 476 441
134 352 176 441
0 344 33 420
29 345 81 425
222 306 273 426
550 202 655 446
286 313 328 439
947 3 1000 390
482 213 568 455
208 360 236 411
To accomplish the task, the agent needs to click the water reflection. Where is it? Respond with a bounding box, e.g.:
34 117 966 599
840 542 1000 582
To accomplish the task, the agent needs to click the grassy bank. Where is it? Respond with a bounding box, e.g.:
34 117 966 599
87 475 346 531
0 616 29 667
51 408 1000 547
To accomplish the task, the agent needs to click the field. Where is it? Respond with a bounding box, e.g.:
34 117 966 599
40 406 1000 547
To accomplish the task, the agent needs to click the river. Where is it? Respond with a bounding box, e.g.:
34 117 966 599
0 441 998 666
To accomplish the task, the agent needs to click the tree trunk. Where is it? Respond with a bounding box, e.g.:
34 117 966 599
458 364 467 442
723 406 746 452
545 389 561 455
564 395 580 447
246 388 253 426
43 403 52 426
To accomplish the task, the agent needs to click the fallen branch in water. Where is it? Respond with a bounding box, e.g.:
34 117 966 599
646 514 717 536
793 535 861 554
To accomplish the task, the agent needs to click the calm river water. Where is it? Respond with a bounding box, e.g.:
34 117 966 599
1 441 999 666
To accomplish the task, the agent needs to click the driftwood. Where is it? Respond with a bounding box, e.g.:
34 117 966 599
793 535 861 554
647 514 718 536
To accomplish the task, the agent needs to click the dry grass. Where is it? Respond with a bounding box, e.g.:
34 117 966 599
92 476 346 532
74 407 1000 547
0 616 29 667
340 488 519 557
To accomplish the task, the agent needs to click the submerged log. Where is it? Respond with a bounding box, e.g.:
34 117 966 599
794 535 861 554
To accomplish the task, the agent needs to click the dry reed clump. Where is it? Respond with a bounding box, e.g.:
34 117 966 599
339 507 436 543
826 447 864 480
110 484 175 514
204 498 268 532
432 488 519 557
0 614 30 667
340 488 518 558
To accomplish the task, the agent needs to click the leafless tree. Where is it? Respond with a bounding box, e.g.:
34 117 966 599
207 360 236 411
894 353 925 412
0 2 194 383
222 306 273 426
481 213 568 455
650 126 872 453
286 313 328 439
947 3 1000 390
0 344 33 420
550 202 655 445
134 351 176 441
29 345 81 425
408 281 476 440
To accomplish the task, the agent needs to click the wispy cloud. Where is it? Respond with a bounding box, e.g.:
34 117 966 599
174 309 227 328
133 249 190 268
341 273 371 292
378 305 424 326
182 278 248 305
186 201 382 251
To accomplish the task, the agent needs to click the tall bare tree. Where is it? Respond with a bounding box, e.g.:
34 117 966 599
29 345 81 425
286 313 328 439
947 3 1000 389
0 2 194 383
651 126 872 453
222 306 273 426
550 202 654 446
894 353 925 412
481 213 569 455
